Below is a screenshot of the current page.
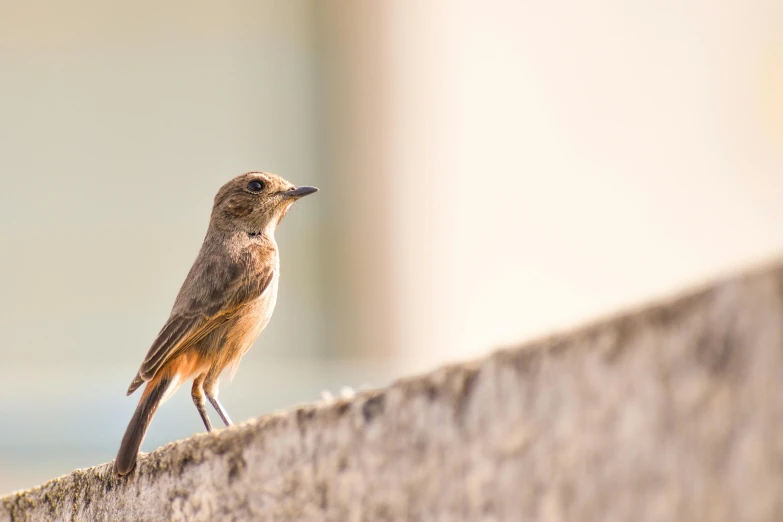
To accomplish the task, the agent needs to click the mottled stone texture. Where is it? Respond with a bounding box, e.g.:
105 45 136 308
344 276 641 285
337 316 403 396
4 263 783 521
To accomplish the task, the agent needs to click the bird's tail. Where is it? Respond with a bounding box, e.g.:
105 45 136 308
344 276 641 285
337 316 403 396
115 375 171 476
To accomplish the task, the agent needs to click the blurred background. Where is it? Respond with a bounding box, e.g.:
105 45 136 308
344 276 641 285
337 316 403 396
1 0 782 494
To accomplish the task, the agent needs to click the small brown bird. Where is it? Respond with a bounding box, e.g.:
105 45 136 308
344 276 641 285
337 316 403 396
115 171 317 476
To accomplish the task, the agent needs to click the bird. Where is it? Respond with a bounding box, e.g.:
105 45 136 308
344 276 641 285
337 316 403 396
114 171 318 477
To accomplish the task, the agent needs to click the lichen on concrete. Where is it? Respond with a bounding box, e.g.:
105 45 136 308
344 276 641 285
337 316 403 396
3 261 783 521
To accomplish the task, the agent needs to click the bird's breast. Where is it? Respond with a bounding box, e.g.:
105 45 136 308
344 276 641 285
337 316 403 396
255 271 279 331
234 270 279 356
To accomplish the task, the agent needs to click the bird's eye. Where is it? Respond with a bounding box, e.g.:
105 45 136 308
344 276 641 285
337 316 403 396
247 180 265 193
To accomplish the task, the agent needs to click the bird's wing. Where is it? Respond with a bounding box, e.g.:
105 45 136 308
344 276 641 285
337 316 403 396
127 250 275 394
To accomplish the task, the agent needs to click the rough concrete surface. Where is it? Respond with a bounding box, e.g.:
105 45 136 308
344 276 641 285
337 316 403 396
3 262 783 521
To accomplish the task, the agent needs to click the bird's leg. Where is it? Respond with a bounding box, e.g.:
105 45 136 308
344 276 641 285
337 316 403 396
204 377 234 427
191 374 212 432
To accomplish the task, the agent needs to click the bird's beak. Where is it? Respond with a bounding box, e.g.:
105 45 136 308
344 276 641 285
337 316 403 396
285 186 319 199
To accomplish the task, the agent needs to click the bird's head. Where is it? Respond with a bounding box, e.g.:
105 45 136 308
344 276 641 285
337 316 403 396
211 171 318 237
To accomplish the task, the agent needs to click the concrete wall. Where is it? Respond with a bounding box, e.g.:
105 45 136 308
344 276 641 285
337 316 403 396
3 260 783 521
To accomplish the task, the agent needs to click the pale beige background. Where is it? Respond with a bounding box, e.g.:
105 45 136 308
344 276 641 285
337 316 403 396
0 0 781 493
